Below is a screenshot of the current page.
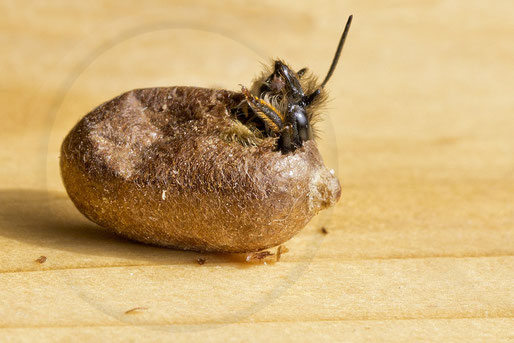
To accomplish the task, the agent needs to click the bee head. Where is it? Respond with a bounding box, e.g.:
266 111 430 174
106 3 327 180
256 60 315 144
243 15 353 153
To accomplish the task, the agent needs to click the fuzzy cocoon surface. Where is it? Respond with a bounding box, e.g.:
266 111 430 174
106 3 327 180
60 87 341 252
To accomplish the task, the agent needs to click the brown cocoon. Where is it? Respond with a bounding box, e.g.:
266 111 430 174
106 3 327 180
60 87 341 252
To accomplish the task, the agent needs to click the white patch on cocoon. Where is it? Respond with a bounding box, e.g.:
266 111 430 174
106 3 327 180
308 168 339 212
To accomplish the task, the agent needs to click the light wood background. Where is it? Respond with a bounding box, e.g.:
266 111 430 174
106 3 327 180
1 1 513 342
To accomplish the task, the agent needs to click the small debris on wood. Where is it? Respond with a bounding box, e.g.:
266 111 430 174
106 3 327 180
246 250 274 264
196 258 206 265
321 227 328 234
125 307 148 314
276 245 289 262
35 256 47 264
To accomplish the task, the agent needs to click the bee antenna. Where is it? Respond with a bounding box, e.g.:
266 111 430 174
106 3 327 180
303 15 353 106
320 14 353 89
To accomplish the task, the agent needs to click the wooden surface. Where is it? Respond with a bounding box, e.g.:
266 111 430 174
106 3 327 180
1 1 513 342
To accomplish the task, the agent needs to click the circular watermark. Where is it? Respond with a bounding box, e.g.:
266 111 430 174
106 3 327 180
43 20 340 332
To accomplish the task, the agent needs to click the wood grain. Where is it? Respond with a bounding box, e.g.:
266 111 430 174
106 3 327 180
1 1 513 342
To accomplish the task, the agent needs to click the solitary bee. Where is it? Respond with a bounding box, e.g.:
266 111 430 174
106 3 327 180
237 15 353 153
60 16 353 252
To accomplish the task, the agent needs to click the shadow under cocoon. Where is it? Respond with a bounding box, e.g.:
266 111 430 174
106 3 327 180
0 189 207 267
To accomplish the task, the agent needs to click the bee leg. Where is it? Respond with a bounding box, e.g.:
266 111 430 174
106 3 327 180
297 68 308 78
280 125 293 153
240 85 285 134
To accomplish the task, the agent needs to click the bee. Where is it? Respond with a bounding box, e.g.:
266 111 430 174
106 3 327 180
60 16 352 252
237 15 353 153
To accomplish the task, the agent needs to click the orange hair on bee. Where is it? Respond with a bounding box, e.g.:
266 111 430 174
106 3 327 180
240 85 285 133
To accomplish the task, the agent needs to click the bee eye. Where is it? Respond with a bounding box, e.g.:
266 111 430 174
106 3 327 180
293 106 310 142
297 119 309 142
